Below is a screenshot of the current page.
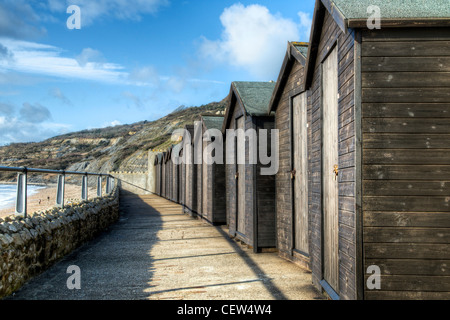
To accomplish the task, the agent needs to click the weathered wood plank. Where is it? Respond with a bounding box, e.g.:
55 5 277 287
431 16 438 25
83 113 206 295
364 226 450 243
363 88 450 103
364 211 450 228
362 41 450 57
363 149 450 165
362 28 450 42
364 180 450 196
364 259 450 276
362 72 450 88
363 133 450 149
363 275 450 291
364 165 450 180
362 103 450 118
363 196 450 212
361 57 450 72
364 243 450 259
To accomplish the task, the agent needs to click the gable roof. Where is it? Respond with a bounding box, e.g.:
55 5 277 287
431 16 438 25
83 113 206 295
222 81 276 131
201 115 224 131
268 41 309 113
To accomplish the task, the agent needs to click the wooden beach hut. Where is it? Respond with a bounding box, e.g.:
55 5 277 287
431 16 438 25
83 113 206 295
161 152 167 199
303 0 450 300
166 148 173 200
196 115 226 225
222 81 277 252
182 124 198 215
171 143 182 203
179 146 186 206
267 41 310 269
154 153 163 197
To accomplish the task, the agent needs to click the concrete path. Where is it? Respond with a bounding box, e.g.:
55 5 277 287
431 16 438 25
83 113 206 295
6 193 323 300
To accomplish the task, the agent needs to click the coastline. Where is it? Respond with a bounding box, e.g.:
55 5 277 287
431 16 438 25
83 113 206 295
0 184 98 219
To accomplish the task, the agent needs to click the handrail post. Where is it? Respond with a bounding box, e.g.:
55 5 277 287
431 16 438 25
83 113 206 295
81 173 88 200
56 172 65 208
15 168 27 217
106 176 111 194
97 175 102 197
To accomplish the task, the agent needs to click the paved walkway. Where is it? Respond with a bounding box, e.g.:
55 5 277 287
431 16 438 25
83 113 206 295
7 193 323 300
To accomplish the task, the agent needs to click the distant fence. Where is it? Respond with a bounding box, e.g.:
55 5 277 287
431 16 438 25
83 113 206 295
0 166 115 217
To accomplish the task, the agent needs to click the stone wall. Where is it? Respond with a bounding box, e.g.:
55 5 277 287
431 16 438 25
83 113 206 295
110 151 156 195
0 187 119 298
111 172 152 195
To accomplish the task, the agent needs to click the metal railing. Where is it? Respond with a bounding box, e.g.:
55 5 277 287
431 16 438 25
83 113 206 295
0 166 115 217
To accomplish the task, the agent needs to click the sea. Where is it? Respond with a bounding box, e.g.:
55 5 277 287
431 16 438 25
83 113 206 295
0 184 47 210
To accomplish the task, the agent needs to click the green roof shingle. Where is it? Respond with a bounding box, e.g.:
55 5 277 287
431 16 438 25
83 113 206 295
232 81 276 116
202 116 224 130
293 43 308 58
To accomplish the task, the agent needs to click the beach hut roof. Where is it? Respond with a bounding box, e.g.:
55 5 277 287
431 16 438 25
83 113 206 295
325 0 450 24
222 81 276 132
202 115 224 131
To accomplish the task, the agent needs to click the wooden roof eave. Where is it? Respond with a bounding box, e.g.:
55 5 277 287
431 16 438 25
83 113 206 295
221 84 248 133
305 0 327 90
268 42 309 114
347 17 450 28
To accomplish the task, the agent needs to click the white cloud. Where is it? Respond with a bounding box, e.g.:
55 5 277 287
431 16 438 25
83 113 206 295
0 102 15 116
298 11 312 41
75 48 105 67
200 4 311 79
128 66 161 87
0 1 46 39
0 114 71 145
122 91 146 109
102 120 122 128
0 100 72 144
49 87 73 106
0 39 127 84
20 102 52 123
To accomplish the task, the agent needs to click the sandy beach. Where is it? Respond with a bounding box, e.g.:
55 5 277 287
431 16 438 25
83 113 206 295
0 184 98 219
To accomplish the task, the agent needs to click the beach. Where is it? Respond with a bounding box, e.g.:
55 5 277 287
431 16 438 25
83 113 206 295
0 184 98 219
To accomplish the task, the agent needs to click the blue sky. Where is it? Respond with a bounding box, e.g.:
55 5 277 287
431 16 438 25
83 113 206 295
0 0 315 145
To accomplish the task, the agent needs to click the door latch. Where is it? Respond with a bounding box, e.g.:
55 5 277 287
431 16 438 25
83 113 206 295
333 165 339 180
291 169 296 180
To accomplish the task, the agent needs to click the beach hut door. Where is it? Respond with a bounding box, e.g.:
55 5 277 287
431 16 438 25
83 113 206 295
322 46 339 293
293 92 309 255
236 116 246 235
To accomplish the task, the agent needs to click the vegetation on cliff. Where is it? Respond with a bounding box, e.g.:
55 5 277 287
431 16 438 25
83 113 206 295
0 98 228 182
